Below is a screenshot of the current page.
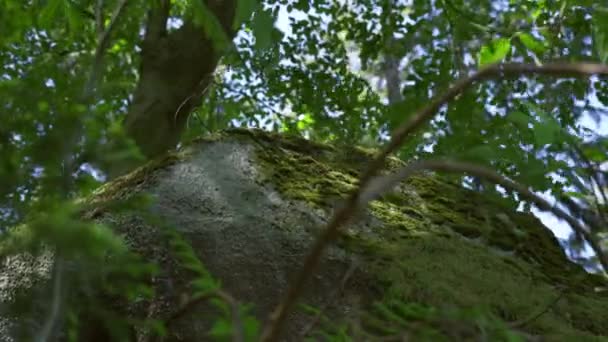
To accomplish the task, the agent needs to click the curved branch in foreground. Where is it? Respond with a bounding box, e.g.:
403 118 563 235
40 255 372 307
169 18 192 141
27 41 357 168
359 159 608 273
260 62 608 342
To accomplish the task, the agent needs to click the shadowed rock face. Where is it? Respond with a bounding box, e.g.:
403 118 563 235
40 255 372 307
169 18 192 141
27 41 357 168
1 129 608 341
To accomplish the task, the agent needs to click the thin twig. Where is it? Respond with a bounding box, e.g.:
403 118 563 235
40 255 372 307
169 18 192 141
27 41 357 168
359 159 608 272
36 257 64 342
95 0 104 41
260 62 608 342
570 143 608 224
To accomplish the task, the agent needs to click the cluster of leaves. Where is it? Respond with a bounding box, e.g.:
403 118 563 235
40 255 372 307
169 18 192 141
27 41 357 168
0 197 158 341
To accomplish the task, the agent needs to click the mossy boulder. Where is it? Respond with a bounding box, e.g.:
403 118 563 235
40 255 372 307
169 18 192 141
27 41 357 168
1 129 607 341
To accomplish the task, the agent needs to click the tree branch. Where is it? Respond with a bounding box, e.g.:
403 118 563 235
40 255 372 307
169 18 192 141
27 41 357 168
95 0 104 41
362 159 608 271
143 0 170 46
84 0 130 98
36 257 65 342
260 62 608 342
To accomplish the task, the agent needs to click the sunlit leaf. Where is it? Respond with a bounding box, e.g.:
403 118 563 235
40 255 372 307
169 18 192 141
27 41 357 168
517 32 547 54
233 0 259 30
478 38 511 66
592 7 608 63
252 9 275 50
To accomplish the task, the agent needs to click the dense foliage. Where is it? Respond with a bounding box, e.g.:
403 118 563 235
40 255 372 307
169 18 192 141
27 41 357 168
1 0 608 340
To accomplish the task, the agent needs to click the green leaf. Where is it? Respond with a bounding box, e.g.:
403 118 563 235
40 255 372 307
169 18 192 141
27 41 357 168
252 9 275 50
40 0 64 28
233 0 259 30
533 120 560 146
527 103 563 147
296 113 315 130
478 38 511 66
563 191 587 199
506 111 530 128
517 32 547 54
209 319 232 338
461 145 496 162
592 7 608 63
64 1 84 34
243 314 260 341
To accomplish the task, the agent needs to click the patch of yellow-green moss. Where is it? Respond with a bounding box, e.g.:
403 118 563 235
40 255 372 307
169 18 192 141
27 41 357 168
230 128 608 339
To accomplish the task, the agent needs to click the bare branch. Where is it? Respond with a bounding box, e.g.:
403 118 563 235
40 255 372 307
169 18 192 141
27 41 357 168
260 62 608 342
569 143 608 224
95 0 104 40
36 257 65 342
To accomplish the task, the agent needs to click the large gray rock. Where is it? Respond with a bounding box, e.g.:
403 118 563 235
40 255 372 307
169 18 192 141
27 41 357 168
1 129 607 341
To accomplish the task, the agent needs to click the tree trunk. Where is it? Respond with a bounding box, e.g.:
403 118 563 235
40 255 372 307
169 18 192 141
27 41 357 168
383 52 403 105
111 0 238 177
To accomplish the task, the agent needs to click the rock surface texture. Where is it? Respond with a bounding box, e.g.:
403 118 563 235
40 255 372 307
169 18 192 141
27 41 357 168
1 129 608 341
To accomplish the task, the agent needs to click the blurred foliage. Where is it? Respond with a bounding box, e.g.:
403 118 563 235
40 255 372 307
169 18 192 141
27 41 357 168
301 300 526 341
2 0 608 339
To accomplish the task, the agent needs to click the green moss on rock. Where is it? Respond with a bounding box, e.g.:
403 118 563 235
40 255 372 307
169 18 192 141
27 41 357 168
227 128 608 340
51 128 608 340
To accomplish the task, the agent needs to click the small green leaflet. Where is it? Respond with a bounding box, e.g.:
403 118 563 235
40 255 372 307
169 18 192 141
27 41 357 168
533 114 561 147
506 111 530 128
296 113 315 130
478 38 511 66
252 9 275 51
521 102 562 146
40 0 64 28
209 319 232 339
582 145 607 163
517 32 547 54
233 0 259 30
461 145 496 162
563 191 587 199
592 7 608 63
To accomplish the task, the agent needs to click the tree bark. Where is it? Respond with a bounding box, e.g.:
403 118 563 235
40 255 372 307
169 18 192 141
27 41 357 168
383 52 403 105
112 0 238 177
